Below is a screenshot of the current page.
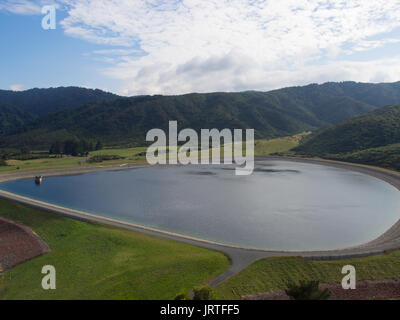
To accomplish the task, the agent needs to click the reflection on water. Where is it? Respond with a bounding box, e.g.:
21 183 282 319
1 160 400 251
187 171 216 176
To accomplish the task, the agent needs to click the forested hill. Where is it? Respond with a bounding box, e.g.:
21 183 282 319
0 90 374 148
0 103 35 135
294 104 400 155
0 87 118 117
2 81 400 149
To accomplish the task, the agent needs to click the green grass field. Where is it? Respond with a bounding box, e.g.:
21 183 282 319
0 198 229 300
0 134 305 174
89 146 148 159
215 252 400 299
254 132 309 156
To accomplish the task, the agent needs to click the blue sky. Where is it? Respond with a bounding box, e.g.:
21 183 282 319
0 9 123 93
2 0 400 96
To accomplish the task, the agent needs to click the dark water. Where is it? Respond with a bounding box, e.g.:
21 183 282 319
1 160 400 251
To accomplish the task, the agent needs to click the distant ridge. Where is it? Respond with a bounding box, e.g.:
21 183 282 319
0 86 118 116
2 81 400 149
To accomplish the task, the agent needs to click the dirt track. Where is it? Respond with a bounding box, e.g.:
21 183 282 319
0 157 400 286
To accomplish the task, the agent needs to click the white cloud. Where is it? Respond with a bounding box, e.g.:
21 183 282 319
0 0 41 15
92 49 143 56
5 0 400 94
10 84 24 91
0 0 59 15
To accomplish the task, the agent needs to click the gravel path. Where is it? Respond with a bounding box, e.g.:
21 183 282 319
1 157 400 287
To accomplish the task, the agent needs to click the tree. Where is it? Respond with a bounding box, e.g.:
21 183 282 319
0 151 8 161
20 146 30 155
51 139 96 157
285 280 330 300
95 140 103 150
192 285 216 300
63 139 81 156
49 141 62 155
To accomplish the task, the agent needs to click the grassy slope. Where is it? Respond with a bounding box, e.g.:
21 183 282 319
216 252 400 299
0 198 229 300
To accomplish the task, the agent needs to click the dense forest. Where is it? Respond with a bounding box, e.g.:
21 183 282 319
2 82 400 150
294 105 400 170
0 103 35 135
49 139 103 156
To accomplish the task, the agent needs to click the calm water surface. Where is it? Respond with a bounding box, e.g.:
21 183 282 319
1 160 400 250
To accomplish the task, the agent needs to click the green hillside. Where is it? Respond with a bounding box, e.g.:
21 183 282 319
0 88 378 149
295 105 400 155
3 81 400 150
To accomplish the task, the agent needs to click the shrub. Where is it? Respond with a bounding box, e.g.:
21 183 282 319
193 285 216 300
174 291 190 300
285 280 330 300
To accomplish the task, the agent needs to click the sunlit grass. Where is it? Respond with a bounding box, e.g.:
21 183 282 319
0 198 229 300
215 252 400 299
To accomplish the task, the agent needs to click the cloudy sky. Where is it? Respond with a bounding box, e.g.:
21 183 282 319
2 0 400 96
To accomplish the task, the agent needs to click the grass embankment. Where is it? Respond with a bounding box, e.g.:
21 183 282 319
0 198 229 299
215 252 400 299
0 133 308 174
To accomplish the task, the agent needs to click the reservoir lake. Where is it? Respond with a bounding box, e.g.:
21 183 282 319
1 160 400 251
